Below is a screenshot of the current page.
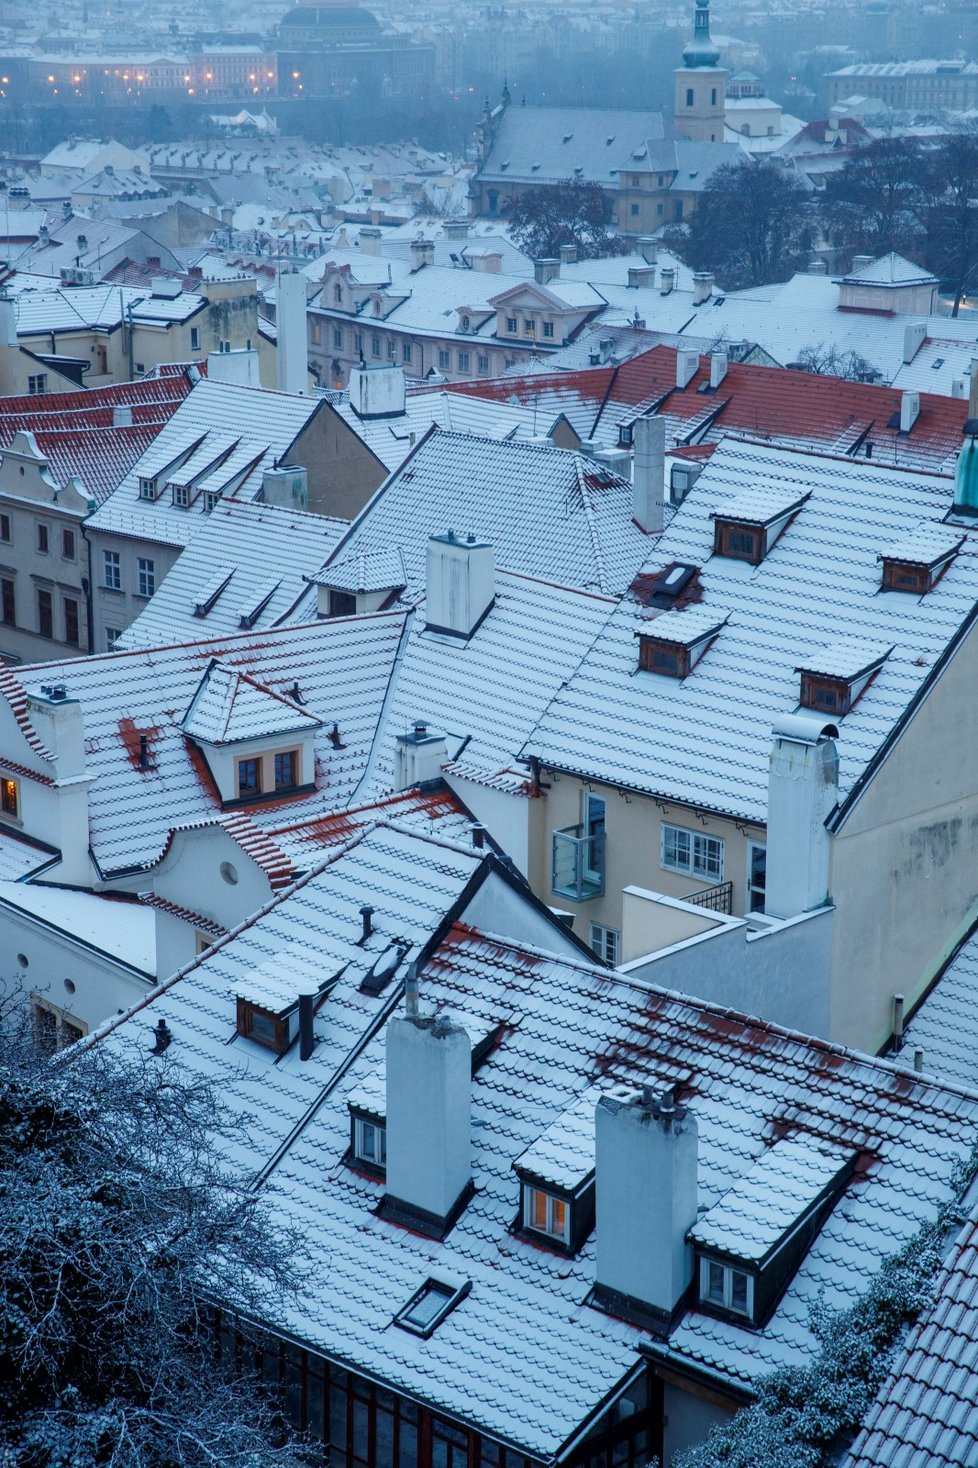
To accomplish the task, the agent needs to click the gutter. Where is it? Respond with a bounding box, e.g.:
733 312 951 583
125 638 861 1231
639 1339 755 1407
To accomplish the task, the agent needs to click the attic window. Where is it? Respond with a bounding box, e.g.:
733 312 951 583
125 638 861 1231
618 424 633 447
328 588 357 618
394 1275 470 1338
711 490 810 565
879 528 963 595
689 1136 856 1328
797 641 891 717
638 636 690 678
636 608 726 678
349 1108 386 1177
138 476 158 501
523 1185 569 1243
714 521 762 563
235 997 288 1054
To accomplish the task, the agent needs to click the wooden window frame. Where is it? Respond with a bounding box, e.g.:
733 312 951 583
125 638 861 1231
638 636 690 678
713 519 763 564
235 996 288 1053
799 672 851 716
881 559 932 594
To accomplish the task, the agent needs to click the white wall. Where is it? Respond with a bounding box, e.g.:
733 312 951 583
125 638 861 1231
623 902 834 1038
444 770 530 874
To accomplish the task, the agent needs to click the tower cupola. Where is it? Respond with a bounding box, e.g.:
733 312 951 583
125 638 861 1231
682 0 720 68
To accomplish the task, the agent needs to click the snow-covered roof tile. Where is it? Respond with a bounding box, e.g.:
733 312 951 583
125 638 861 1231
181 661 322 745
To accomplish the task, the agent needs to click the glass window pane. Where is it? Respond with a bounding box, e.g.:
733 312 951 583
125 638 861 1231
403 1283 452 1329
530 1188 548 1231
330 1383 348 1452
376 1405 394 1465
707 1261 725 1303
351 1397 370 1463
399 1415 418 1468
550 1198 567 1240
731 1270 750 1314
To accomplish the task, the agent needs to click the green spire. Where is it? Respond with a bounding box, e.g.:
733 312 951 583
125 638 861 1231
954 429 978 516
682 0 720 68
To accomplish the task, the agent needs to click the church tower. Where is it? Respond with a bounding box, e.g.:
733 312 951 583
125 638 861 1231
674 0 727 142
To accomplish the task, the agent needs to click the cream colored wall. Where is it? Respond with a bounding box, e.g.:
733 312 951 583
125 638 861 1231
621 885 728 961
828 620 978 1052
528 768 764 945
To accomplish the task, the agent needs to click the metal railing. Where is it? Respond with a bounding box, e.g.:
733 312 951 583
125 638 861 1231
683 880 733 915
552 825 605 901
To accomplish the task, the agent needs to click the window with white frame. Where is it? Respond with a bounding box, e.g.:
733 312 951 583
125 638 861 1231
171 482 191 508
700 1257 753 1318
103 550 121 591
138 476 157 501
137 558 155 598
28 373 47 396
106 628 121 650
589 923 620 965
457 350 470 372
354 1116 386 1168
661 822 724 883
523 1184 570 1244
437 349 451 370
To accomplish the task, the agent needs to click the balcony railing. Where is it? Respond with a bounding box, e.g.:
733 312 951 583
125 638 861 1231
552 825 605 901
683 880 733 915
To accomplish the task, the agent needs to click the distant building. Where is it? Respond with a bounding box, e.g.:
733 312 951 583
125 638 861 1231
275 1 434 100
674 0 727 143
825 59 978 113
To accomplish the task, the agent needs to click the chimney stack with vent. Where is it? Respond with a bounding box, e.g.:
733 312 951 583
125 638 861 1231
410 238 435 269
632 415 666 535
710 351 728 389
25 685 90 885
276 267 309 396
533 258 560 286
359 226 383 255
627 265 656 289
560 242 578 265
692 272 713 306
903 321 926 364
425 531 494 638
384 1010 471 1234
394 721 449 789
900 390 920 434
764 715 839 920
594 1086 697 1328
659 267 675 295
637 237 658 265
952 378 966 400
676 348 699 389
348 363 406 419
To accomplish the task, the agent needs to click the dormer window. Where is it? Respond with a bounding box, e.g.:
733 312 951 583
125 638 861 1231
138 476 157 501
711 489 810 565
461 313 470 331
879 527 963 595
513 1088 597 1254
635 608 727 679
236 997 288 1053
797 640 891 717
350 1110 386 1174
237 757 261 798
523 1185 569 1243
689 1135 856 1328
171 482 191 508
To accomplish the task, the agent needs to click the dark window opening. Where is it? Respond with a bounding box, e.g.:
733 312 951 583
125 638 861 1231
881 559 935 594
237 757 261 798
800 673 850 716
638 636 690 678
1 578 14 626
235 997 288 1054
714 520 763 564
37 588 53 639
64 597 79 646
328 588 358 618
274 750 297 790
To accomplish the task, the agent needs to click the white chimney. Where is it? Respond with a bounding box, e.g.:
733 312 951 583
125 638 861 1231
112 404 133 427
560 242 578 265
899 390 920 433
534 258 560 286
594 1086 697 1327
627 265 656 289
394 721 450 789
425 531 494 638
902 321 926 364
692 271 713 305
637 236 657 264
676 348 699 389
970 359 978 421
348 363 406 419
410 238 435 269
276 268 309 395
207 348 261 387
359 226 383 255
25 685 91 885
952 377 966 400
764 714 839 920
807 259 828 275
0 293 17 348
709 351 728 389
632 415 665 534
659 267 675 295
384 1011 471 1232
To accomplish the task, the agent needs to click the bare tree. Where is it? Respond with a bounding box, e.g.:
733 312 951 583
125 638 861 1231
506 180 628 260
0 1014 306 1468
664 159 815 291
821 136 926 261
920 126 978 315
792 343 883 383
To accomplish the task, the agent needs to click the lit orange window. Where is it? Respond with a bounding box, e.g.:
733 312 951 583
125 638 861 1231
1 776 18 817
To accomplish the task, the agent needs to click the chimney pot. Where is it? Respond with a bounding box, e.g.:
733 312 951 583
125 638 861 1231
472 823 486 850
913 1047 924 1073
151 1018 172 1054
360 904 374 941
659 267 675 295
404 960 419 1017
298 990 315 1061
692 271 713 306
893 992 905 1051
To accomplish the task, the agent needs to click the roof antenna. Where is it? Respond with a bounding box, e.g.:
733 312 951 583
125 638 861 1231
150 1018 172 1054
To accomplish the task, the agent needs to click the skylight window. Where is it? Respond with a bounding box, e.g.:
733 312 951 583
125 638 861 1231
394 1274 470 1338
